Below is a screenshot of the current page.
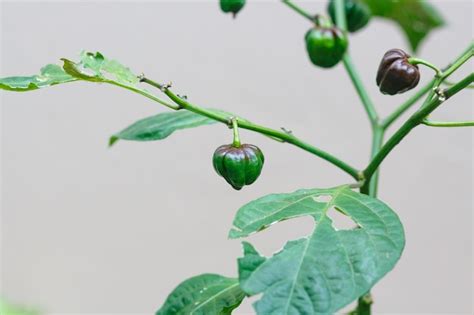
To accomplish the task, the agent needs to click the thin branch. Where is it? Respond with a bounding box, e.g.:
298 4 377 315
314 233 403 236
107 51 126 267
333 0 379 127
364 73 474 181
381 80 435 129
140 77 361 180
281 0 314 22
421 119 474 127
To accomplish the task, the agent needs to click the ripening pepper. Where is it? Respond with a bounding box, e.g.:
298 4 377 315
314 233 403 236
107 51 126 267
376 49 421 95
220 0 246 17
327 0 371 33
213 143 264 190
305 18 348 68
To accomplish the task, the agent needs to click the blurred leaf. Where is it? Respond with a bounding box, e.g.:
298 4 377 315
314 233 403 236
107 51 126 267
156 274 246 315
61 51 140 86
0 64 77 91
362 0 444 52
231 186 405 314
0 298 40 315
109 110 218 146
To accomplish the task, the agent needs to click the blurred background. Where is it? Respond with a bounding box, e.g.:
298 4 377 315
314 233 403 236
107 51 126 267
1 1 472 314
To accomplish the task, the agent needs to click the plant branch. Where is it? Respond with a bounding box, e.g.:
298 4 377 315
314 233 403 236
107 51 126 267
363 73 474 181
140 77 361 180
333 0 379 127
281 0 314 22
408 58 442 76
106 80 180 110
381 80 435 129
342 56 379 127
422 119 474 127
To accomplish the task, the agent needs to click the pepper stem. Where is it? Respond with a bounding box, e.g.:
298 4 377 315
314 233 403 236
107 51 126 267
231 117 241 147
408 57 442 76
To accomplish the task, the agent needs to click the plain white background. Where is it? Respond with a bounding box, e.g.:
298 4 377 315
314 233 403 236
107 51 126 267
1 1 472 314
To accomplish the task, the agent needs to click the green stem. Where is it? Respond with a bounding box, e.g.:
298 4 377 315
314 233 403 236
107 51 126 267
342 56 379 127
106 80 180 110
408 58 442 76
422 119 474 127
334 0 378 127
231 117 241 147
281 0 314 22
334 0 347 31
140 78 361 180
441 43 473 79
367 127 384 197
364 73 474 181
382 80 435 129
442 80 474 89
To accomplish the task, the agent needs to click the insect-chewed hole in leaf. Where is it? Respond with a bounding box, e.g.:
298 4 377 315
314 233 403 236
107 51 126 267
243 216 314 257
327 206 358 230
313 194 333 203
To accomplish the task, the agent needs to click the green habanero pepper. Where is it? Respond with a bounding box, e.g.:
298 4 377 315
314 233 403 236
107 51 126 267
212 118 264 190
327 0 371 33
305 16 348 68
220 0 246 18
213 144 264 190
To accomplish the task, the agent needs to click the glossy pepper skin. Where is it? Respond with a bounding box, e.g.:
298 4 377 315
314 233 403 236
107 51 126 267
327 0 371 33
213 144 264 190
305 21 348 68
220 0 246 17
376 49 421 95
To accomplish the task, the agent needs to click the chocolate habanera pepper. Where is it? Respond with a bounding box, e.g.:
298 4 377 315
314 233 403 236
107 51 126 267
376 48 421 95
305 15 349 68
213 118 264 190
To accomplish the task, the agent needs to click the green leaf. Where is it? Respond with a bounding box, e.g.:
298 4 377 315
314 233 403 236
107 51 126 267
109 110 218 146
231 186 405 314
156 274 246 315
61 51 140 85
361 0 444 52
0 64 77 91
0 298 39 315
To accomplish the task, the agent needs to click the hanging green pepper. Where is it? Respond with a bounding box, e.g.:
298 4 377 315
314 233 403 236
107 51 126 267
327 0 371 33
376 48 421 95
220 0 246 18
305 16 348 68
212 119 264 190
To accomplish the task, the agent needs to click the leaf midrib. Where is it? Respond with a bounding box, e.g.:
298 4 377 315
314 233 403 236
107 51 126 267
189 282 240 315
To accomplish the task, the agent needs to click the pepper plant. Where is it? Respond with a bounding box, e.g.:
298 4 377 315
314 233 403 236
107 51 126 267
1 0 473 314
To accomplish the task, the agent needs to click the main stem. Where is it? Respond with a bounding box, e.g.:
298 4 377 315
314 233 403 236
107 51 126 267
334 0 377 312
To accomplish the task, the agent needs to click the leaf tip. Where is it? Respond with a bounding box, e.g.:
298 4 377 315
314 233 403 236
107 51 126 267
108 136 119 147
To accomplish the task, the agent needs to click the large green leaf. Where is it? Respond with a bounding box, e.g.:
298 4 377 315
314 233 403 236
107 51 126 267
109 110 218 146
156 274 246 315
231 186 405 314
0 64 77 91
361 0 444 52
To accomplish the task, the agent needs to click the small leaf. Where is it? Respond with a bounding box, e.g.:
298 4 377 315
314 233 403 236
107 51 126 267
156 274 246 315
361 0 444 52
231 186 405 314
109 110 221 146
0 64 77 91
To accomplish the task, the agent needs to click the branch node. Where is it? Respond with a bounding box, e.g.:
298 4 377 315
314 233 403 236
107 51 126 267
281 127 293 136
434 87 447 102
137 73 146 82
161 81 173 92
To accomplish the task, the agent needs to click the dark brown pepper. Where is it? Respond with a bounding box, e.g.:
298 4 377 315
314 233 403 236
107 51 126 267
376 49 420 95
